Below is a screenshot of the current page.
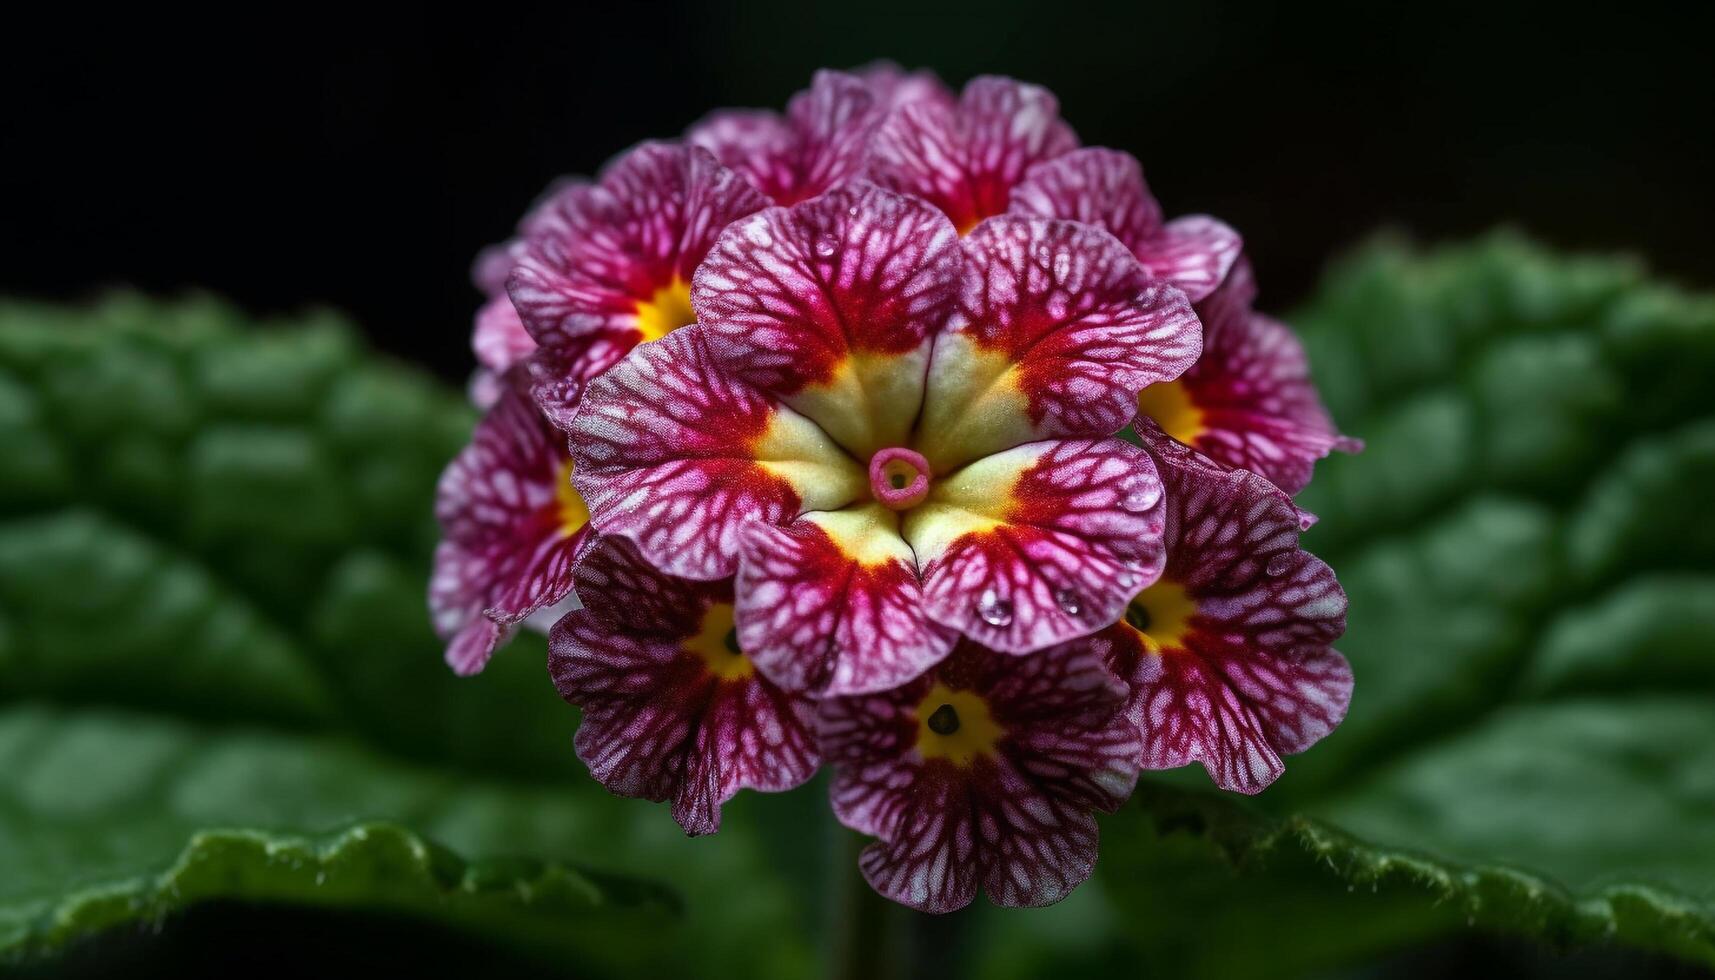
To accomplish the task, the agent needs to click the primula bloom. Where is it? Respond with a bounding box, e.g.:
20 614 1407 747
570 180 1201 697
1094 429 1351 792
508 141 769 428
822 639 1141 912
550 537 818 835
430 378 587 675
437 67 1360 913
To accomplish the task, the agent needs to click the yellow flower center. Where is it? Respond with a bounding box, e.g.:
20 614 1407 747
1123 578 1198 653
634 279 696 342
682 601 754 681
914 683 1004 765
1135 380 1206 446
553 459 590 537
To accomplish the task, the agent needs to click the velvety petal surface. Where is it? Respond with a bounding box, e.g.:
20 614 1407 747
823 641 1140 913
905 438 1167 652
508 142 767 347
1008 148 1241 302
569 326 866 579
868 76 1078 234
1136 264 1360 494
687 70 878 206
736 504 957 697
693 182 961 454
1102 444 1351 793
916 216 1201 469
430 383 588 675
551 538 818 835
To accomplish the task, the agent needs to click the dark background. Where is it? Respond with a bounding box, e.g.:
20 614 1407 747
4 1 1710 386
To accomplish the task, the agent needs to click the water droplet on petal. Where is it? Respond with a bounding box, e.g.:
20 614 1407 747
1054 588 1081 616
976 589 1014 627
1265 554 1292 577
1120 487 1157 512
814 235 838 257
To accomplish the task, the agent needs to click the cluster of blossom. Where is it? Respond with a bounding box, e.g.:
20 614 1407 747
432 65 1358 913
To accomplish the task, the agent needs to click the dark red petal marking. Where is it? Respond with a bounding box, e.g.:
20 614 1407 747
736 505 957 696
869 76 1078 234
551 538 818 835
907 439 1167 653
916 216 1201 469
569 326 865 580
1099 450 1351 793
822 641 1139 913
1008 148 1241 303
508 143 767 346
688 70 879 206
1137 262 1360 494
429 384 587 674
693 182 961 455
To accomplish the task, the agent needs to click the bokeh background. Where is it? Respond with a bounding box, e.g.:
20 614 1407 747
3 2 1713 978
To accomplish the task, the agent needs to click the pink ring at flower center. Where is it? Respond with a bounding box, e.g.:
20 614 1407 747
869 447 931 511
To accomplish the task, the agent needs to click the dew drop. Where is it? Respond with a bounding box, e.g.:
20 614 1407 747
1119 487 1157 512
814 235 839 257
976 589 1014 627
1265 554 1292 577
1054 588 1082 616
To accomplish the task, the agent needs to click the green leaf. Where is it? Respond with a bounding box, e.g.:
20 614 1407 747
0 296 819 976
1046 235 1715 976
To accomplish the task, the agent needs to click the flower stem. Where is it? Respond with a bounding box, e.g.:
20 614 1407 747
828 826 905 980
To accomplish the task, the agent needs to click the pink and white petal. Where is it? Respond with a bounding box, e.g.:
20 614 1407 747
1121 631 1351 794
690 71 876 206
1008 147 1163 254
553 540 819 835
686 110 799 197
444 616 507 677
693 182 960 454
522 333 634 433
822 680 925 839
917 217 1201 469
569 326 866 579
1136 215 1243 304
472 292 537 375
857 773 982 913
907 438 1166 652
869 76 1078 234
737 504 957 696
1187 309 1362 495
481 525 586 626
853 60 956 113
509 143 767 344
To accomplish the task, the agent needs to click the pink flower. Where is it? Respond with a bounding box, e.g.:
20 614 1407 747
435 69 1360 911
430 377 588 675
822 639 1141 912
1093 430 1352 792
570 181 1201 696
550 537 818 835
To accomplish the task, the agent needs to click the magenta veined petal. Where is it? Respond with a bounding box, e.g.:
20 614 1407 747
869 76 1079 235
687 70 879 207
692 181 961 455
916 215 1202 469
551 537 819 835
822 640 1141 913
568 325 866 580
429 380 589 675
1093 441 1351 793
1009 147 1242 303
1134 261 1361 494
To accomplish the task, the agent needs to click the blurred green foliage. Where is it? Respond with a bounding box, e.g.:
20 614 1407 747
0 236 1711 977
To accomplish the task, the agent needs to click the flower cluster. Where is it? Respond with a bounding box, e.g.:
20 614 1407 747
432 65 1358 913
